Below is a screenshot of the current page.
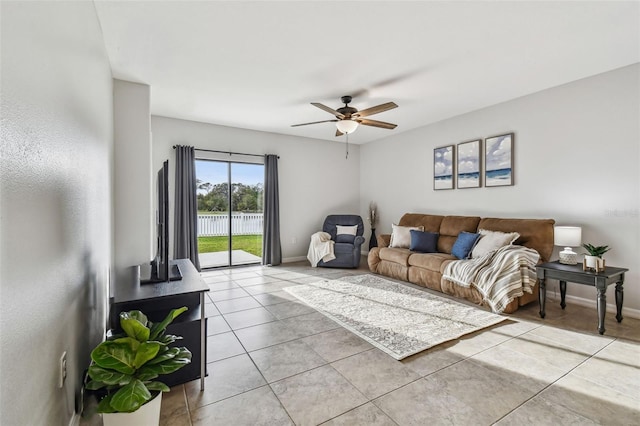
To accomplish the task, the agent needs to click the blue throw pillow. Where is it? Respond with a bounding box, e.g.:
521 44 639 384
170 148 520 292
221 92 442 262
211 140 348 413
451 232 481 259
335 234 355 244
410 230 439 253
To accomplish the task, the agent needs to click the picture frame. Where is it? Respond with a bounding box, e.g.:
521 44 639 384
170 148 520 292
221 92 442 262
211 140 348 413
456 139 482 189
434 145 454 190
484 133 514 187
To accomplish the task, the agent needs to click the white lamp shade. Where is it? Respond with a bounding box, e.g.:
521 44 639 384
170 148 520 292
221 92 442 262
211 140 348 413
336 119 359 134
554 226 582 247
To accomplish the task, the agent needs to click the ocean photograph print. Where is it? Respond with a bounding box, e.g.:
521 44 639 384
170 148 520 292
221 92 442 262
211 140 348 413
434 145 454 190
484 133 514 187
457 139 482 189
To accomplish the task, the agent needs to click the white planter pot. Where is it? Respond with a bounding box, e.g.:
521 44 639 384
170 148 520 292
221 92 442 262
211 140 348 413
102 392 162 426
584 255 605 271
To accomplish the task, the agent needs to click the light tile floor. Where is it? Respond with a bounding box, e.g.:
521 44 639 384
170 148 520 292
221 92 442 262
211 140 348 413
107 261 640 425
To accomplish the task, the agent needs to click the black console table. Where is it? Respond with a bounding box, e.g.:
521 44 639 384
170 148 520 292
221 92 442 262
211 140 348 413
110 259 209 389
536 261 628 335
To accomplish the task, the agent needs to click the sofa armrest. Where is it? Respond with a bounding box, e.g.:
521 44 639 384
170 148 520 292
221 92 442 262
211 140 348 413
354 236 365 247
377 234 391 248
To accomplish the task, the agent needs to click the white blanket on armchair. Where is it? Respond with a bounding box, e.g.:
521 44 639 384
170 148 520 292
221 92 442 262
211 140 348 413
307 232 335 267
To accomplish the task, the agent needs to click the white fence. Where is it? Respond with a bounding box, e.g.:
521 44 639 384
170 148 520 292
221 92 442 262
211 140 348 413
197 213 263 237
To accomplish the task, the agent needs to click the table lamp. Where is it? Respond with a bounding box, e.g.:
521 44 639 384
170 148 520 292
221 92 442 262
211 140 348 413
554 226 582 265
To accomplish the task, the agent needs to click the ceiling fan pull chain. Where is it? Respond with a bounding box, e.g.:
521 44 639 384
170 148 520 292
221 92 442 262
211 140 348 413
346 133 349 159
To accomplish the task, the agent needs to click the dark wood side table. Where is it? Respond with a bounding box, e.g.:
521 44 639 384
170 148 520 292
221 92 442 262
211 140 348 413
536 261 628 335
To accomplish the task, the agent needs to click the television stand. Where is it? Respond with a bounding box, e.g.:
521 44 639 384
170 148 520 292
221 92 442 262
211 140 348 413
140 260 183 284
110 259 209 389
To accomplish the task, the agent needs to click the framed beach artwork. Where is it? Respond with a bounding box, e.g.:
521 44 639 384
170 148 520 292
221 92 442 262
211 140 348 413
484 133 514 187
434 145 454 190
457 139 482 189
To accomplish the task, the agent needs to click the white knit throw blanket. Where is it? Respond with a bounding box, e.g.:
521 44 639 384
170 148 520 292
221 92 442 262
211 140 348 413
307 232 335 267
442 245 540 313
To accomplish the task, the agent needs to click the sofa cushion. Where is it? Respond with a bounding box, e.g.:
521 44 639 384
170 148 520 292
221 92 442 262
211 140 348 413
478 217 555 262
437 215 481 253
409 230 438 253
377 233 391 248
335 234 355 243
334 242 356 254
451 232 481 259
398 213 443 233
408 252 456 272
377 260 409 282
379 247 412 266
408 267 443 292
390 224 424 248
471 229 519 258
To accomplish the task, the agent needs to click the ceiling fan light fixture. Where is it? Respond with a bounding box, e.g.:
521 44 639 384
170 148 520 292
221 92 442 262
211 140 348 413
336 119 359 134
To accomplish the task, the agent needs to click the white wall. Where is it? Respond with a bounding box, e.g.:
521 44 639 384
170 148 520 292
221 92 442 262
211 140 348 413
114 80 153 280
151 116 361 261
361 64 640 314
0 2 113 425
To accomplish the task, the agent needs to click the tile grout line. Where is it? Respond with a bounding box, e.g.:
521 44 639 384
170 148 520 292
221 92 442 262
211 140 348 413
319 330 536 426
217 309 298 425
490 336 620 424
242 335 299 426
321 347 416 426
181 384 194 426
198 317 377 420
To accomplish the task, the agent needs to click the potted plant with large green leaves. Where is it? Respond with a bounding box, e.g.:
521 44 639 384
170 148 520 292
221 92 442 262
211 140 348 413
582 243 610 272
85 307 192 425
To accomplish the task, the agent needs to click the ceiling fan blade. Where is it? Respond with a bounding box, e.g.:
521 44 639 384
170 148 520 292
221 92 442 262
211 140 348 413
357 118 397 129
353 102 398 118
291 119 338 127
311 102 345 119
335 129 344 137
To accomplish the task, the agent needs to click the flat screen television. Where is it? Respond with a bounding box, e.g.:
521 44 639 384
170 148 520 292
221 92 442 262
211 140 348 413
140 160 182 283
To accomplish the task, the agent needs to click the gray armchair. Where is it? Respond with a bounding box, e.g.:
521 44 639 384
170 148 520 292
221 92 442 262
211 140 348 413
317 214 365 268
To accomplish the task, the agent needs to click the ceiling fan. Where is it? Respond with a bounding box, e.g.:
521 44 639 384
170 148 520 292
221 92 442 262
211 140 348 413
292 95 398 137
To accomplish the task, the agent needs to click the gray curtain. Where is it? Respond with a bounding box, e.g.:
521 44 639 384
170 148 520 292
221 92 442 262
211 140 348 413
262 154 281 265
174 145 201 271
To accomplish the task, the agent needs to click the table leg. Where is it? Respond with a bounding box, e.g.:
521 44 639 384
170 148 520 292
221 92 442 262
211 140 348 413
538 278 546 318
560 280 566 309
200 293 206 391
615 281 624 323
597 287 606 335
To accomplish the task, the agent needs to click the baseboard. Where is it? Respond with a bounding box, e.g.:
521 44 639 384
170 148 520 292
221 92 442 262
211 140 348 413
547 292 640 319
282 254 368 265
282 256 307 263
68 412 80 426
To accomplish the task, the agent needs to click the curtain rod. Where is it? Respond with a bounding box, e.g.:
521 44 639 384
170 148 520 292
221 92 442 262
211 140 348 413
172 146 279 159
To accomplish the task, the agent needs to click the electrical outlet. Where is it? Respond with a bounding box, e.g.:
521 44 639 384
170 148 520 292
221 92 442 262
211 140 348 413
59 351 67 388
291 237 297 245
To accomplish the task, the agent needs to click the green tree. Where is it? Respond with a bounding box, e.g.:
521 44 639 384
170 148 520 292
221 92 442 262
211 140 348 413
197 181 263 213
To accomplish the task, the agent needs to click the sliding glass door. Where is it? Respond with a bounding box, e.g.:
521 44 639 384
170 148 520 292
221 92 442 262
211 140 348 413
195 159 264 268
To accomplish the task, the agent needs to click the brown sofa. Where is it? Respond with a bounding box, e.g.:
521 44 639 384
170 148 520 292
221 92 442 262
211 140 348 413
368 213 555 313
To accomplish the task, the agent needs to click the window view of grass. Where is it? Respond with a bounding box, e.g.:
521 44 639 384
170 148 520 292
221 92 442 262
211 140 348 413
198 235 263 257
196 161 264 267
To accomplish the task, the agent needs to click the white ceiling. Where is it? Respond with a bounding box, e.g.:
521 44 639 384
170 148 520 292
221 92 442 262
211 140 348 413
94 1 640 144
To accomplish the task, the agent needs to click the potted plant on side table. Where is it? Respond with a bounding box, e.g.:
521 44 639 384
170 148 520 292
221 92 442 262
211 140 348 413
84 307 192 426
582 243 610 272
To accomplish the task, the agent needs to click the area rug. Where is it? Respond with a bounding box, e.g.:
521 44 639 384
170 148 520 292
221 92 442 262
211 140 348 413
284 274 506 360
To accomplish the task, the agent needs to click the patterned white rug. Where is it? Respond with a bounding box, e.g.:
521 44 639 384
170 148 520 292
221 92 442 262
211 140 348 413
284 274 506 360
